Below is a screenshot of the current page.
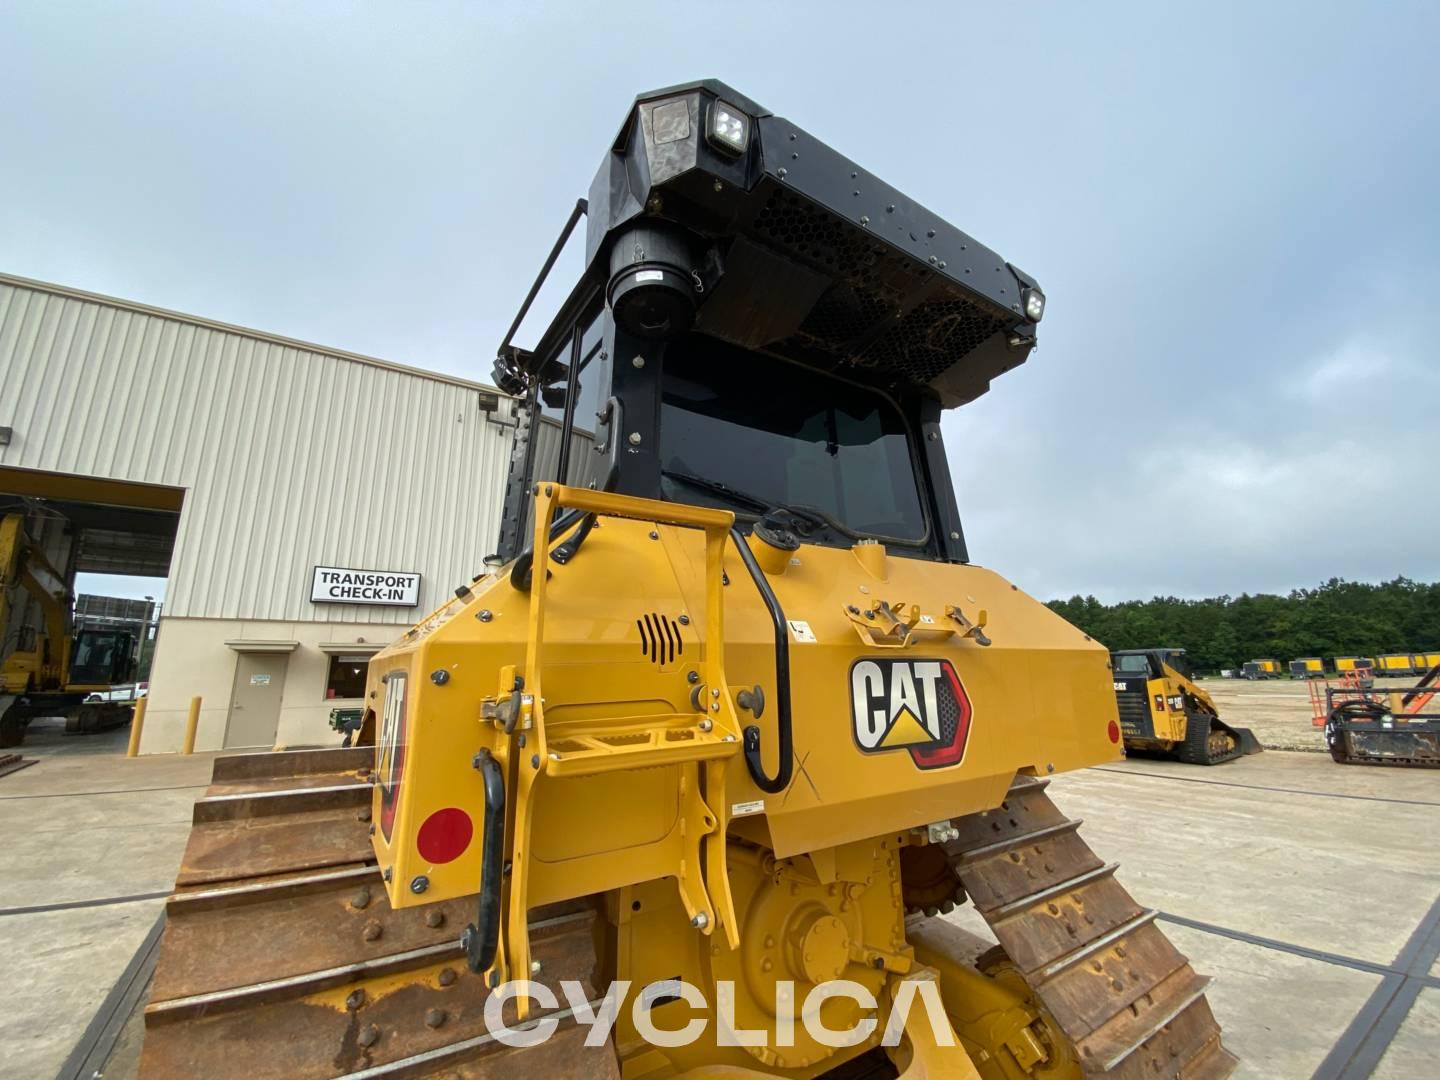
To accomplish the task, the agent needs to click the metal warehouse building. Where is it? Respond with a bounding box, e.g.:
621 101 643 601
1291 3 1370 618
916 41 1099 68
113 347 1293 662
0 273 515 753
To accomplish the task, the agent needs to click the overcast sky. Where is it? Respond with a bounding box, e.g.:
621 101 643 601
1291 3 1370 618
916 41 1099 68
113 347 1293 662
5 2 1437 603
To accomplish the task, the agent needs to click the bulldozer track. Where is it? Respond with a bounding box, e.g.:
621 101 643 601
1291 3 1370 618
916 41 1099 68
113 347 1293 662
144 751 1233 1077
142 748 618 1079
943 776 1237 1078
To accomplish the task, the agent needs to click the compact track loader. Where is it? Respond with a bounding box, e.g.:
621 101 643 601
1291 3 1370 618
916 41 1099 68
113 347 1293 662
1109 649 1260 765
143 81 1235 1078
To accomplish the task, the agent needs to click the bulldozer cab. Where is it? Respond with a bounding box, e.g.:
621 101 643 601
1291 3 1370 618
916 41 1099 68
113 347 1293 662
492 79 1044 566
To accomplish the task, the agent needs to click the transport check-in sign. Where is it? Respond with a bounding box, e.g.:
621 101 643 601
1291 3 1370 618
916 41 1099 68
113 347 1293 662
311 566 421 606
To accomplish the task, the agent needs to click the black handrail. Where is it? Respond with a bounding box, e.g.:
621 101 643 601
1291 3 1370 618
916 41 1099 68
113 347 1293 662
509 507 586 591
496 199 588 364
729 527 794 794
462 749 506 975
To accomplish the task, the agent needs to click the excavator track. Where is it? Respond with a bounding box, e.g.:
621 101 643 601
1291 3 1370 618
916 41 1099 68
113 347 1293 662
940 776 1237 1078
141 748 618 1079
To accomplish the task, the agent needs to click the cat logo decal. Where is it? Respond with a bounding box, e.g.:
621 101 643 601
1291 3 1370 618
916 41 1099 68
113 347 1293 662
850 658 972 770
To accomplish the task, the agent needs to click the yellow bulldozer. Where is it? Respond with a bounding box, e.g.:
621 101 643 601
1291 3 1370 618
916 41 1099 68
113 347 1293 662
142 81 1235 1078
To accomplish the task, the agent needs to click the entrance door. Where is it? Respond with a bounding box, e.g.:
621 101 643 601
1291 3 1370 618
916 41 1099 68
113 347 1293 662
225 653 289 749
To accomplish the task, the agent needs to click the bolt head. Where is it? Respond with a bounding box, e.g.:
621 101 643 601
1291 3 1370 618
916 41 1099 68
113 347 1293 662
346 989 366 1010
363 920 383 942
478 609 493 622
438 967 457 987
430 669 450 685
691 912 709 929
349 886 371 910
410 875 429 894
632 355 645 369
530 960 543 975
357 1023 380 1049
699 718 713 732
628 431 642 446
426 909 445 928
425 1007 447 1028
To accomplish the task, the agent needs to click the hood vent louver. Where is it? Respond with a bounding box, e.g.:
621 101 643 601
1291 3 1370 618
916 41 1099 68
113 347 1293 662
637 613 684 667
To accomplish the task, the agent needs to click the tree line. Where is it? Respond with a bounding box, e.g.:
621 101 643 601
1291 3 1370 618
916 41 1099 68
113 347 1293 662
1046 577 1440 673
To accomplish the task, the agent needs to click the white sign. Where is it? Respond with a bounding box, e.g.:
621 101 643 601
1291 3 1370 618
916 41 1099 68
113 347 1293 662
311 566 421 607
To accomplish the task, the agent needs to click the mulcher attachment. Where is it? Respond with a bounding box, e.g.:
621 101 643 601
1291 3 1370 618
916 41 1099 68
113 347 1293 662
942 777 1237 1077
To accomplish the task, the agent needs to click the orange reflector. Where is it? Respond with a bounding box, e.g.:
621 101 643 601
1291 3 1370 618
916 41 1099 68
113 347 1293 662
1107 720 1120 744
416 807 473 864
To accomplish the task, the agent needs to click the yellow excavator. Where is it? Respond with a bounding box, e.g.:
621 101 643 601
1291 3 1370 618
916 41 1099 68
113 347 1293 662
1110 648 1261 765
1 512 138 747
142 81 1235 1077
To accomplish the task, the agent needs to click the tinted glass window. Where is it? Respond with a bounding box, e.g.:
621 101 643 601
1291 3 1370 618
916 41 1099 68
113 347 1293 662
532 315 608 490
325 654 369 700
1112 654 1151 674
659 337 925 541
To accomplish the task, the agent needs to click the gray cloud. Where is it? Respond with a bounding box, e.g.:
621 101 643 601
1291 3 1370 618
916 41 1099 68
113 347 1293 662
4 1 1436 603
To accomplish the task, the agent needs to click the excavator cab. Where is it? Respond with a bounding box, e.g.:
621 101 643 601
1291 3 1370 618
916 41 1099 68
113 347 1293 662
68 627 137 687
141 82 1236 1079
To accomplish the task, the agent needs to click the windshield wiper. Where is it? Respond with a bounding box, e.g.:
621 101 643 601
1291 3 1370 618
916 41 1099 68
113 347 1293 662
660 469 831 534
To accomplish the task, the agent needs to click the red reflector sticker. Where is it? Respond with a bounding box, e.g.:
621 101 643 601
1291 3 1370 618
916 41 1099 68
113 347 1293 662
1107 720 1120 744
416 807 473 865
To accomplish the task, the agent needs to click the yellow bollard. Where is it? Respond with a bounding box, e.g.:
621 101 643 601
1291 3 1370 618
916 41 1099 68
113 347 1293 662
182 695 202 755
126 695 148 758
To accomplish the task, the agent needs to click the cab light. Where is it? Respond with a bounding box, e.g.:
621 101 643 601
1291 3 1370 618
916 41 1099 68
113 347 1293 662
707 101 750 154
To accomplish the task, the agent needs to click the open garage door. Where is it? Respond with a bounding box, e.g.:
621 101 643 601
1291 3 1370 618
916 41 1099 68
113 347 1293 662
1 467 183 751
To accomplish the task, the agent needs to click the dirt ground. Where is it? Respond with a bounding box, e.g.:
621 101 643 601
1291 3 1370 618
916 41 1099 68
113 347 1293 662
1196 675 1422 752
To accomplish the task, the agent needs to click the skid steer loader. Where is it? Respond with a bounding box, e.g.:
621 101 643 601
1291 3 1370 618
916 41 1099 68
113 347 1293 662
142 81 1235 1078
1110 649 1261 765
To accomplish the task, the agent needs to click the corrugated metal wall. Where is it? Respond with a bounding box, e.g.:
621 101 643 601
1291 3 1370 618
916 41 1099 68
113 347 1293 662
0 275 516 624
